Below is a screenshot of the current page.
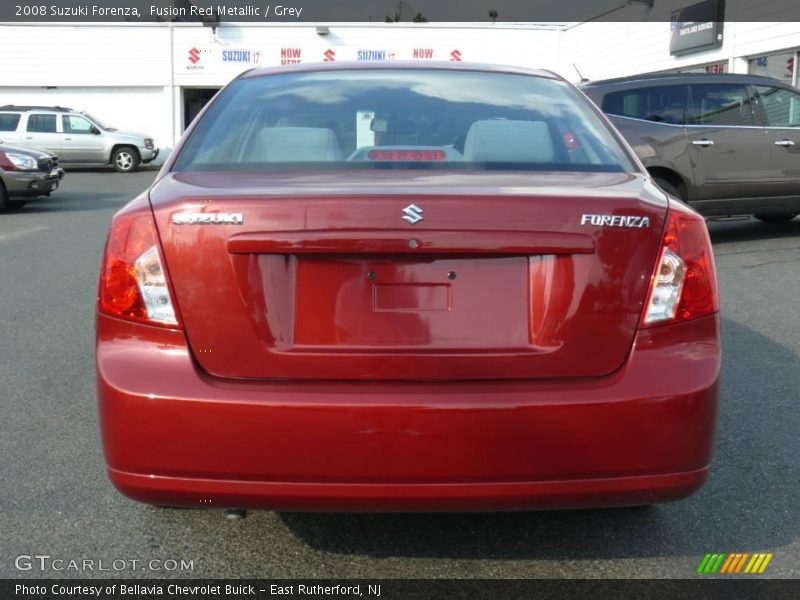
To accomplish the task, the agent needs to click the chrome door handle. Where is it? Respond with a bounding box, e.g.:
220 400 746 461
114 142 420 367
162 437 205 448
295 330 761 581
692 139 715 147
775 139 796 147
25 136 33 140
64 137 72 140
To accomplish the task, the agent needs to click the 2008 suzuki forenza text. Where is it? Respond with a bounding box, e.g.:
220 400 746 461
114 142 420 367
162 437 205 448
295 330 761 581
96 63 720 511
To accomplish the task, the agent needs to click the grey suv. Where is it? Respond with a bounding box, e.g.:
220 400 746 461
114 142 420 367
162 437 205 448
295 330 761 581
0 106 159 173
582 73 800 223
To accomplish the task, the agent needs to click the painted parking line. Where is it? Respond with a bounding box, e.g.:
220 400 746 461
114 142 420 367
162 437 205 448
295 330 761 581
0 225 49 242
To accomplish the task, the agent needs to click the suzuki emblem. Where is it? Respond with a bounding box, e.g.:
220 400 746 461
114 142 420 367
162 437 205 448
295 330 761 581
172 212 244 225
402 204 424 225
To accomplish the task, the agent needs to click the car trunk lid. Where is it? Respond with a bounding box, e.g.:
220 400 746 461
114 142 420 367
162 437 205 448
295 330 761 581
150 170 666 381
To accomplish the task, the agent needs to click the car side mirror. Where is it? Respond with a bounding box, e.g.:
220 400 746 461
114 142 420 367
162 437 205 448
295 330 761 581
90 125 101 135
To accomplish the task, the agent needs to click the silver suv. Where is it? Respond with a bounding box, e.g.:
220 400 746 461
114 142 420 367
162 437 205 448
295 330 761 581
0 106 159 173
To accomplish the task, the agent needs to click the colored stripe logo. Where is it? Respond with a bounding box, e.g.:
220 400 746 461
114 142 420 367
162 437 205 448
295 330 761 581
697 552 773 574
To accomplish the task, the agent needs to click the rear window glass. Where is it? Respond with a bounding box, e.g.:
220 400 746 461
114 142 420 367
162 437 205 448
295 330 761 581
26 114 57 133
755 85 800 127
687 84 755 127
174 69 636 173
602 85 686 124
0 113 20 132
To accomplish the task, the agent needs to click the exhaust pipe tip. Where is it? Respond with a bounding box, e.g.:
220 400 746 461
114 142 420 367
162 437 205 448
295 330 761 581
224 508 247 520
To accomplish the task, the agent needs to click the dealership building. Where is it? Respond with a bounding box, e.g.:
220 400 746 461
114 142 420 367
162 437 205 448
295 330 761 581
0 3 798 158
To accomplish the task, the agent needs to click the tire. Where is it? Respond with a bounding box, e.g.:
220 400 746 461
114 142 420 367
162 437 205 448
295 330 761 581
112 146 141 173
753 212 799 224
0 180 7 211
653 177 684 201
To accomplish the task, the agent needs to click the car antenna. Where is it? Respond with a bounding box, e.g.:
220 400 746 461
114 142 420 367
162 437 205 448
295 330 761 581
573 63 589 84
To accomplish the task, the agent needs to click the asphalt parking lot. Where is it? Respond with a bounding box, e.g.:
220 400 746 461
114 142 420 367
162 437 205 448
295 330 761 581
1 170 798 579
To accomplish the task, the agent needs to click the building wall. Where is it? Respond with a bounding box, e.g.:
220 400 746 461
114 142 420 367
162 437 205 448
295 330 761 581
0 24 172 87
562 21 800 81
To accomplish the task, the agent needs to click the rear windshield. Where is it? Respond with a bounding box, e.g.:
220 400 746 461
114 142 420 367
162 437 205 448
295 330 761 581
174 69 636 173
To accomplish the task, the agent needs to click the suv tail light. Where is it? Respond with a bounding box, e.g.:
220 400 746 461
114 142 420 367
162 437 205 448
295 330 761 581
98 208 181 328
641 201 718 327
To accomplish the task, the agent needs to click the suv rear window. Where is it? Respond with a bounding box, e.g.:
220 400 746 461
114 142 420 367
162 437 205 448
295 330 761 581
174 69 635 173
687 84 755 127
755 85 800 128
602 85 686 124
26 114 57 133
0 113 20 132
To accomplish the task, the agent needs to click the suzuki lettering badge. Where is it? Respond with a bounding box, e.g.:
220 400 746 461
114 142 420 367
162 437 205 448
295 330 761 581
172 212 244 225
402 204 424 225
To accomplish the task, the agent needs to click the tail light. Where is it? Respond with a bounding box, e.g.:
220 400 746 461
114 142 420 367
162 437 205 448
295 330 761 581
98 208 181 328
641 201 718 327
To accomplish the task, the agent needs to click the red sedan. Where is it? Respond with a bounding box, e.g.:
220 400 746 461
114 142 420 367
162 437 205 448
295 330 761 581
96 63 720 511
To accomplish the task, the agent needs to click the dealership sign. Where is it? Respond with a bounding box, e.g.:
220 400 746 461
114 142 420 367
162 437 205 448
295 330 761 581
182 46 261 72
281 48 302 64
357 50 396 61
669 0 724 55
186 46 212 70
178 45 467 75
222 49 262 66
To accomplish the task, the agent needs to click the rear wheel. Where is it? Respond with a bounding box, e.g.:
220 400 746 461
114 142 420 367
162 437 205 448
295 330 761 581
753 212 799 224
112 146 141 173
0 181 7 211
653 177 684 201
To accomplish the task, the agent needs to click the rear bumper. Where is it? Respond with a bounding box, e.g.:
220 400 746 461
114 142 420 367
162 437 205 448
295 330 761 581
109 467 708 512
96 313 720 511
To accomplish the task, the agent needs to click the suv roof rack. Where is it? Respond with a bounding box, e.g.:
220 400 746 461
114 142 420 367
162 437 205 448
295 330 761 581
0 105 74 112
581 72 782 87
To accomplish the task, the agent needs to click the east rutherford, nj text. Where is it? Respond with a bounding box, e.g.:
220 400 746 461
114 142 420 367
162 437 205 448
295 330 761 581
151 5 304 19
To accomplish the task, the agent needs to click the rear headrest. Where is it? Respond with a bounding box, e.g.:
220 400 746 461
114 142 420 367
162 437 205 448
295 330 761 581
251 126 342 162
464 119 554 163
